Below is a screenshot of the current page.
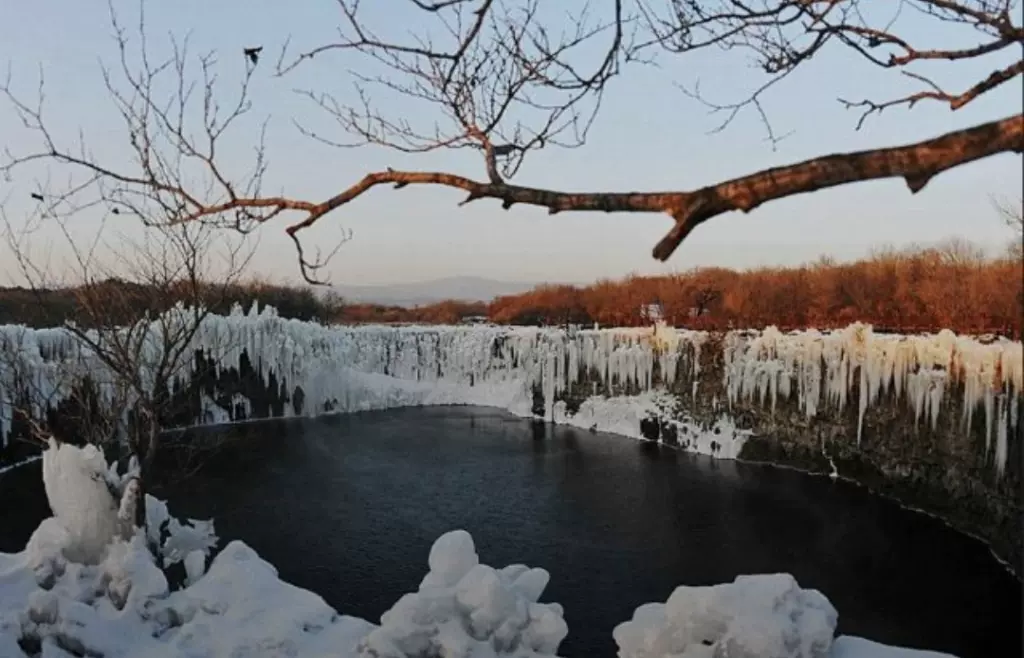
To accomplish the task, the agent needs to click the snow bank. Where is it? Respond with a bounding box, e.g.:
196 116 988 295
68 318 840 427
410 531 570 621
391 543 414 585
0 530 374 658
611 576 961 658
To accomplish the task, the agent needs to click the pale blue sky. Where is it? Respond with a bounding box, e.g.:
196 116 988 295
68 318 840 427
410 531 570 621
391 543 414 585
0 0 1021 286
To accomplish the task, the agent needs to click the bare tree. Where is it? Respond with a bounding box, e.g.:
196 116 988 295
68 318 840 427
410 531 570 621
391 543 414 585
1 0 1021 284
0 201 253 529
993 195 1023 260
933 236 989 266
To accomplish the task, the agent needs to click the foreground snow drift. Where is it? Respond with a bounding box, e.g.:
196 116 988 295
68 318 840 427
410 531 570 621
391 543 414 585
614 573 839 658
0 531 374 658
0 442 959 658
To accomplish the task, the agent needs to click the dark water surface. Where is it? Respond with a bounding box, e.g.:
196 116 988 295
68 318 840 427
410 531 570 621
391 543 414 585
1 406 1020 657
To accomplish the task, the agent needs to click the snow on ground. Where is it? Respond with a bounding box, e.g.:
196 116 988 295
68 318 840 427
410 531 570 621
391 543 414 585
0 441 961 657
613 573 839 658
356 528 568 658
552 390 750 458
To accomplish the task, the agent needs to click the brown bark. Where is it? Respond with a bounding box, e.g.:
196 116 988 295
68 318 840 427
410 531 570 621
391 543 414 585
263 114 1023 263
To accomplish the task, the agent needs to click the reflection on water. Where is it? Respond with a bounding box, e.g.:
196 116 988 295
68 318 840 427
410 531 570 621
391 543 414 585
1 406 1019 658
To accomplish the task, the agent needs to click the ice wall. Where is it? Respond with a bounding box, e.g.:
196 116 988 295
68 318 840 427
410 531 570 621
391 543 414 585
724 324 1023 476
1 305 1021 476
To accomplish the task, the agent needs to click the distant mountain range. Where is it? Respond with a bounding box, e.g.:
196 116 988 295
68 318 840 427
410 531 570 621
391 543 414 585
322 276 549 307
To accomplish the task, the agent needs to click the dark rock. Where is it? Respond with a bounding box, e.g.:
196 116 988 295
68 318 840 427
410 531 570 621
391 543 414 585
639 416 660 442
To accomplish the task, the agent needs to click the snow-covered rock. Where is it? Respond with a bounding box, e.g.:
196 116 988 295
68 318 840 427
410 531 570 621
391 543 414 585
357 529 567 658
40 439 120 564
613 573 838 658
2 526 373 658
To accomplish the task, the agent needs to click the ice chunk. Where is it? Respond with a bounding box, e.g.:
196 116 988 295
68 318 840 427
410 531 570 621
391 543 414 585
183 549 207 586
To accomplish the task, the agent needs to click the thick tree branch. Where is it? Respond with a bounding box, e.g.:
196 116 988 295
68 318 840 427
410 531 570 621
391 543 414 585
650 114 1023 259
179 114 1020 271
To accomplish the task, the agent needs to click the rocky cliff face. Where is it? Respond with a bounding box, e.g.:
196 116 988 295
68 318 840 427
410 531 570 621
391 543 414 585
555 326 1022 577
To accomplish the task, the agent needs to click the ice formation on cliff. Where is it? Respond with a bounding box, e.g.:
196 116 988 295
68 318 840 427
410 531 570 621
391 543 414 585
1 305 1021 474
0 441 958 658
722 323 1022 475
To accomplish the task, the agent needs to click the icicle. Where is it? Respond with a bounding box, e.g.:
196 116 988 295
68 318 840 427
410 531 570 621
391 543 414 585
2 310 1022 482
994 393 1009 477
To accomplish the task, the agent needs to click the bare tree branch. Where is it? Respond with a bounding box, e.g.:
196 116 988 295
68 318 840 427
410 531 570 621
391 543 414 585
170 113 1019 264
0 1 324 277
638 0 1023 137
278 0 628 183
840 61 1024 129
1 177 253 528
1 0 1020 282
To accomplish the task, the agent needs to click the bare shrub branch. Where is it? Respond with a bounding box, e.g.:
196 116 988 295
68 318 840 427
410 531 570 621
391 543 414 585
0 180 254 526
0 1 346 283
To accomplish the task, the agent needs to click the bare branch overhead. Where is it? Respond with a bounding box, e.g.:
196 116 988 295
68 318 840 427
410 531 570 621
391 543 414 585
278 0 629 184
638 0 1023 136
1 0 1021 284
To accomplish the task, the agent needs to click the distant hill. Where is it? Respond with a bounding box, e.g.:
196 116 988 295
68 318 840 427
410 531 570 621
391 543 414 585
324 276 546 307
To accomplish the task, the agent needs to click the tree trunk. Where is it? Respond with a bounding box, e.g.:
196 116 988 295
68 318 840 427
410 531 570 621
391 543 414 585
134 445 148 530
131 413 159 531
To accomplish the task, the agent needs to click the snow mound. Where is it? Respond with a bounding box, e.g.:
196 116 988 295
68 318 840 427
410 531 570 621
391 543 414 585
4 527 373 658
356 529 568 658
40 439 120 564
37 439 217 569
613 573 838 658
